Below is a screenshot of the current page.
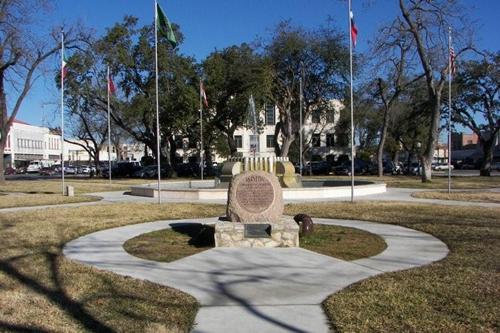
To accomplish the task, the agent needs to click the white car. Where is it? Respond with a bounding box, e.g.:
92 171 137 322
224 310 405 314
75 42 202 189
433 163 454 171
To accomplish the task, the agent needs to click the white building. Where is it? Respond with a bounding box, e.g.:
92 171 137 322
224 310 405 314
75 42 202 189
2 120 148 169
230 100 344 161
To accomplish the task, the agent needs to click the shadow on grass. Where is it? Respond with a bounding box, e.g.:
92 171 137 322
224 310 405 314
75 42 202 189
0 253 114 333
170 223 215 248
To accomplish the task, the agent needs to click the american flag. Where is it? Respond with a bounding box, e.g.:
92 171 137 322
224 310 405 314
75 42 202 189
449 47 456 75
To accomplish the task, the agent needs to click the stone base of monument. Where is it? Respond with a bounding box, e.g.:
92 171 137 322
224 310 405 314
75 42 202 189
214 218 299 248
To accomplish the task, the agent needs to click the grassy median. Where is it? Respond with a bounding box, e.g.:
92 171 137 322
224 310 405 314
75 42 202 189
412 190 500 204
0 193 100 209
0 179 146 194
310 175 500 189
285 202 500 332
0 203 224 332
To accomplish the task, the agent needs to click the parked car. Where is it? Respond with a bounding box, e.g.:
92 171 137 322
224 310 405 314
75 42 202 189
334 159 370 176
102 162 142 178
39 167 57 176
307 161 331 175
407 162 421 175
64 165 77 174
133 165 171 178
433 163 454 171
3 167 16 175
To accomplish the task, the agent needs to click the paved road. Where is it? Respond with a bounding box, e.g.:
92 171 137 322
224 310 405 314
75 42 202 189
64 217 448 333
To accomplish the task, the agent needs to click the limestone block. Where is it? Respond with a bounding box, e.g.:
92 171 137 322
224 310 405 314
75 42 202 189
226 171 284 223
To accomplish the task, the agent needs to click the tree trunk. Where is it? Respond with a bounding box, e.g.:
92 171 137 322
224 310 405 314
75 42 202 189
226 129 237 156
280 136 294 157
479 138 494 176
0 142 5 183
377 108 389 177
421 95 441 182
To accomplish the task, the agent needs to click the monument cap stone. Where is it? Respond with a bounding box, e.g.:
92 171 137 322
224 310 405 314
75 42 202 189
227 170 284 223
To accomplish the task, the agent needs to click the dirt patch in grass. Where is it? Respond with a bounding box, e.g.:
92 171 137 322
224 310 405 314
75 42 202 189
0 203 225 332
412 190 500 203
285 202 500 332
0 193 100 209
125 223 386 262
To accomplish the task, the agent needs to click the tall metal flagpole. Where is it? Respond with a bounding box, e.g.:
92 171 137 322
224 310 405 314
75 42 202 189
448 27 452 194
107 66 112 185
200 79 204 180
154 0 162 204
349 0 355 203
60 31 65 195
299 64 303 177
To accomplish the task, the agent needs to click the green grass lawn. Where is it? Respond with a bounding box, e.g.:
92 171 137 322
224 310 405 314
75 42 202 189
285 202 500 332
124 224 387 262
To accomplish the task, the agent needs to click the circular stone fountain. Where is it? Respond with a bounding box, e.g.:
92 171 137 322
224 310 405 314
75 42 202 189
130 156 386 202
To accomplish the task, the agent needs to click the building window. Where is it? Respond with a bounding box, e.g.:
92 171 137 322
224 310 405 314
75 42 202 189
327 111 335 123
266 135 275 148
326 133 335 147
312 134 321 147
312 109 321 123
234 135 243 148
265 104 275 125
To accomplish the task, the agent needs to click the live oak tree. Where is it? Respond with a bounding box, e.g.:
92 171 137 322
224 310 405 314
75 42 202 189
264 22 349 157
82 17 199 174
202 44 269 156
453 52 499 176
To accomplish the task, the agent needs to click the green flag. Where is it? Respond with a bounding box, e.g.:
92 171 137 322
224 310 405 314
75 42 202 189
156 3 177 48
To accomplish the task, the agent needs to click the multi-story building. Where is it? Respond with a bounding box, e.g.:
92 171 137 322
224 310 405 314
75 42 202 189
2 119 148 169
231 100 344 162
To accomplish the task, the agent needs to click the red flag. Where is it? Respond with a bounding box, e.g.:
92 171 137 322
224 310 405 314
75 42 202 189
350 10 358 47
200 81 208 107
108 73 116 95
449 46 456 75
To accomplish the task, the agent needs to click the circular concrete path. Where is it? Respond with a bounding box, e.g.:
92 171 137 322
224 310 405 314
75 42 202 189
64 217 448 333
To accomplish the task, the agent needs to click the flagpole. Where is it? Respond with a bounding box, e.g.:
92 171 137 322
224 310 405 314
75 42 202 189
448 27 452 194
299 64 304 177
199 78 204 180
107 66 112 185
60 31 65 196
154 0 162 204
349 0 355 203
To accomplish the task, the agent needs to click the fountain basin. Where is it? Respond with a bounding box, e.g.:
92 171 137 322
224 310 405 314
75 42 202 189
130 179 386 201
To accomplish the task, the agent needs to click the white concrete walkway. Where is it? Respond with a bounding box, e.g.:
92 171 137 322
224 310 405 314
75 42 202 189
64 217 448 333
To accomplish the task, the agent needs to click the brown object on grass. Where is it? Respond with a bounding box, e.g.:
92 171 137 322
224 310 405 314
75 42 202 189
294 213 314 235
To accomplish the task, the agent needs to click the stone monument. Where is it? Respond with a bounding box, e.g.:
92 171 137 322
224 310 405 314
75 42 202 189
214 170 299 247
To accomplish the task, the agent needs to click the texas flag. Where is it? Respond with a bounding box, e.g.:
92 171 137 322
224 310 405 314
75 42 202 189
108 72 116 95
200 81 208 108
350 9 358 47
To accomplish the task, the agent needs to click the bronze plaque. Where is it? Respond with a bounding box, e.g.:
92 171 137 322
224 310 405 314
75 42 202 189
235 174 275 213
244 224 271 238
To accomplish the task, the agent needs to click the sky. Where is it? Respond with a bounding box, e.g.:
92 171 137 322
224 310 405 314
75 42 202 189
12 0 500 128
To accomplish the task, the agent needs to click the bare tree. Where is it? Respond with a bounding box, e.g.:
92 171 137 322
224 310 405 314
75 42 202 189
0 0 83 182
393 0 474 182
372 20 424 176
